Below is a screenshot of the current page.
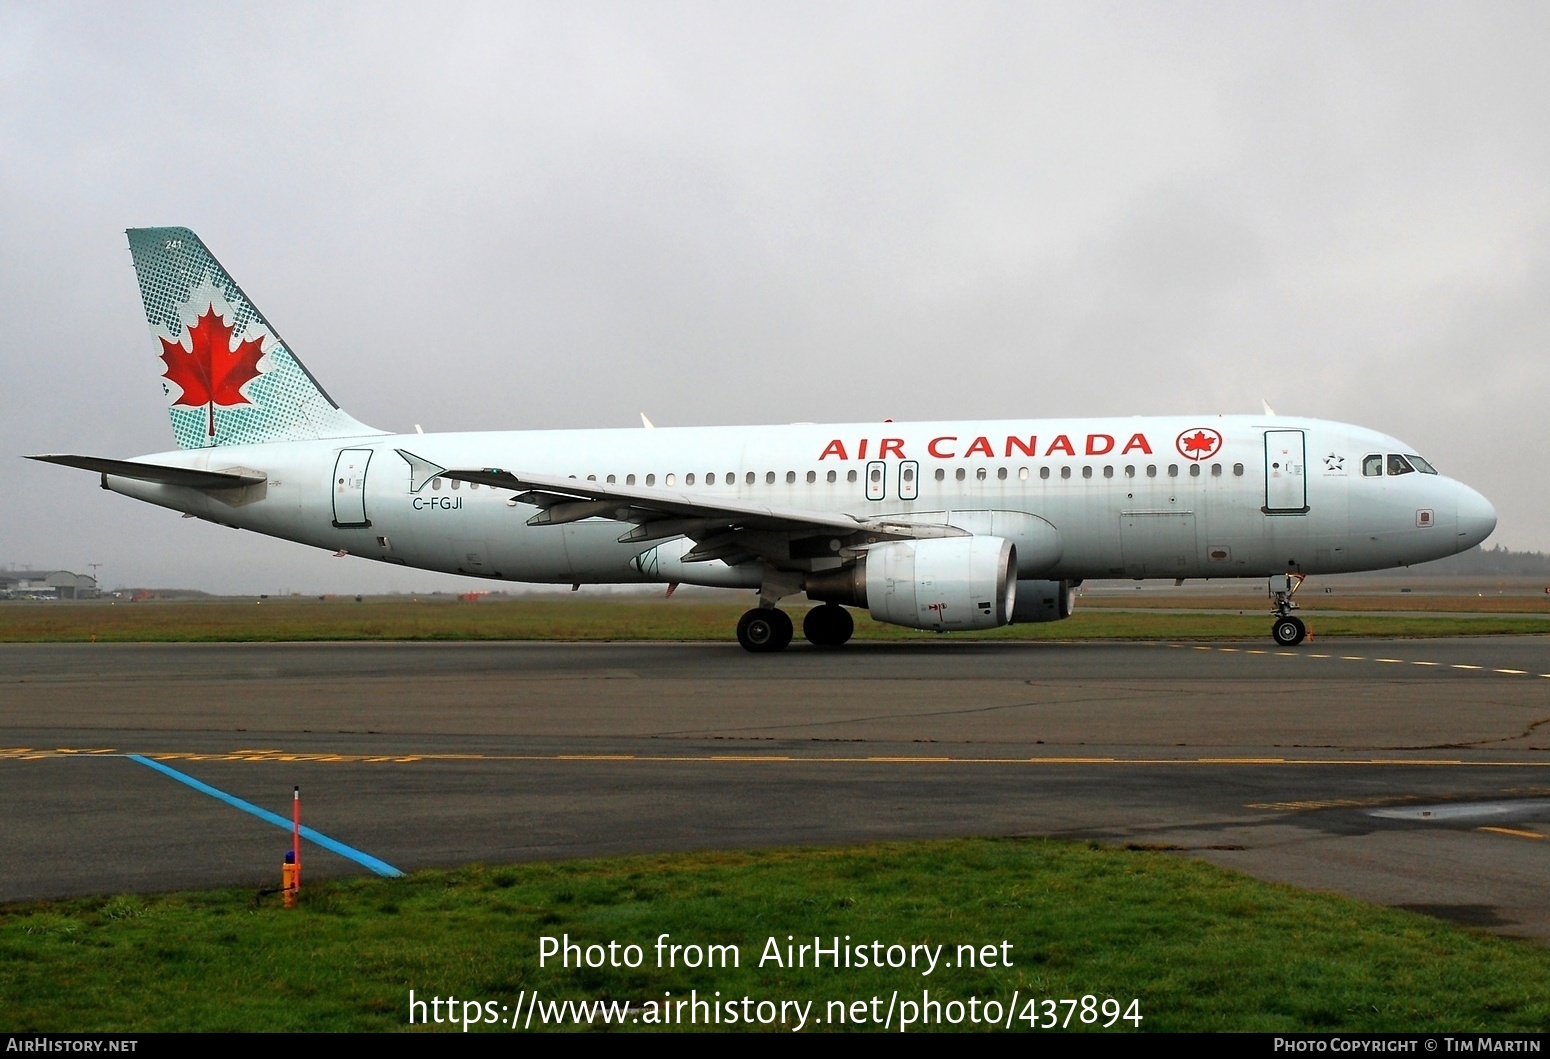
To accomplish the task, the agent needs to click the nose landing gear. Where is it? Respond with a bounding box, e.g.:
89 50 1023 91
737 607 794 652
1269 573 1308 646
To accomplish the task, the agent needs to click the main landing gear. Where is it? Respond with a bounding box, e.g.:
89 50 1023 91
802 603 854 648
736 604 855 652
736 607 793 652
1269 573 1308 646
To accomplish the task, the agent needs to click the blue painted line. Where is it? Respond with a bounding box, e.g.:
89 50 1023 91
127 754 404 878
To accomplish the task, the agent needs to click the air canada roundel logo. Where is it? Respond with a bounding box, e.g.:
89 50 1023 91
1176 427 1223 461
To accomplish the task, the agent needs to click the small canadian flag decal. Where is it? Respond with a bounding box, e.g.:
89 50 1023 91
159 305 266 436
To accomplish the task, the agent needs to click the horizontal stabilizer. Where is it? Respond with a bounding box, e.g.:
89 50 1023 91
27 454 266 490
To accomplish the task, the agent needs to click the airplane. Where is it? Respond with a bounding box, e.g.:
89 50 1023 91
29 228 1498 651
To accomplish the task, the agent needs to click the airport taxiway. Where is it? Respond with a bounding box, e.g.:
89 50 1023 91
2 637 1547 940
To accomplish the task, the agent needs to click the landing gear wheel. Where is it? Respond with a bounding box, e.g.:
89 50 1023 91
1272 616 1307 646
803 603 855 647
737 608 793 653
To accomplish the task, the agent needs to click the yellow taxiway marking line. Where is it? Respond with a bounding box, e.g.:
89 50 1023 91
4 749 1548 768
1412 661 1441 666
1308 653 1330 658
1375 658 1403 663
1453 664 1483 670
1478 826 1544 840
1246 649 1267 655
1342 656 1366 661
1495 669 1528 675
1217 647 1239 652
1275 651 1298 657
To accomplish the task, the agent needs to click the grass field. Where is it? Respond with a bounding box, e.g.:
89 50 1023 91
3 597 1549 643
2 838 1547 1033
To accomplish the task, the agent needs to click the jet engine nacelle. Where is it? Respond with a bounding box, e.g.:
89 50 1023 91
807 535 1017 631
1009 579 1076 623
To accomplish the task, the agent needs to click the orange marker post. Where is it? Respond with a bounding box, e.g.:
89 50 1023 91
282 850 298 907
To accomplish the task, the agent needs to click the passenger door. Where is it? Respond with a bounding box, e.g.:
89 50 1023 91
332 449 372 527
1263 430 1308 514
898 460 919 501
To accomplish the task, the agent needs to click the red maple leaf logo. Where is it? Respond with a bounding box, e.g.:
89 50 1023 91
1176 428 1222 460
159 306 266 437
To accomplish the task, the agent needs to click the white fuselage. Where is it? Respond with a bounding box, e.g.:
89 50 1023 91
104 415 1496 588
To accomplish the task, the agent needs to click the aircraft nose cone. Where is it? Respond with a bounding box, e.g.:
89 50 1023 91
1456 485 1497 552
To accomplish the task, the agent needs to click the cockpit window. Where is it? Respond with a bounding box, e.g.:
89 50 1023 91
1386 454 1415 476
1406 454 1438 474
1362 454 1383 477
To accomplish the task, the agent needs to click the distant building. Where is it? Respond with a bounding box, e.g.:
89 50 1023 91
0 569 99 600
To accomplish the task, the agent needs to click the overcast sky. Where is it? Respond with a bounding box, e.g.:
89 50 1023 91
1 2 1546 593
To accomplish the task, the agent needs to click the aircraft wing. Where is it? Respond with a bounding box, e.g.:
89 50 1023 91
27 454 267 490
397 450 964 565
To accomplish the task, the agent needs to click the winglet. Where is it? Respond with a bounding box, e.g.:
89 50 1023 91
395 449 447 493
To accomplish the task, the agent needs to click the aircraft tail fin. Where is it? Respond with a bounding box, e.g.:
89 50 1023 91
126 227 384 449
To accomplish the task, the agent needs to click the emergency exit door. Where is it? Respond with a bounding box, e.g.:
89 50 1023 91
332 448 373 527
1263 430 1308 514
865 460 887 501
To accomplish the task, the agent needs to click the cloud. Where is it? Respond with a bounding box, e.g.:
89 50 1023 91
2 2 1547 591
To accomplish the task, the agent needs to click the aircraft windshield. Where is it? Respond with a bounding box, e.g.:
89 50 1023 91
1386 454 1415 476
1406 454 1438 474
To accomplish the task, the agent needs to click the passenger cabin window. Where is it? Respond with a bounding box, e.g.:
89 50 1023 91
786 471 797 484
431 477 441 491
829 470 838 483
451 478 461 490
1060 466 1071 479
1362 454 1383 477
1408 454 1438 474
1189 464 1200 477
1146 465 1157 478
766 471 776 484
956 468 966 481
1167 464 1178 477
683 473 693 485
746 472 755 485
626 474 636 485
997 467 1007 480
1018 467 1029 480
1387 454 1415 476
1211 464 1221 477
1124 465 1135 478
1103 466 1113 478
1040 467 1050 480
705 473 715 485
847 470 858 483
1233 463 1244 476
806 470 816 483
935 468 945 481
1081 466 1092 479
976 468 987 481
606 474 616 484
665 473 676 486
645 474 656 486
